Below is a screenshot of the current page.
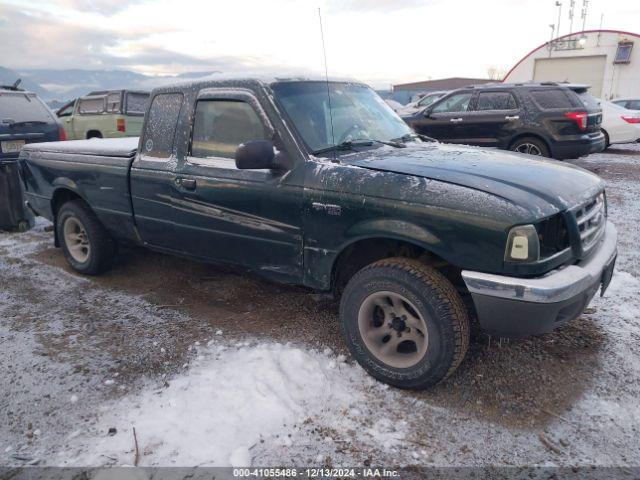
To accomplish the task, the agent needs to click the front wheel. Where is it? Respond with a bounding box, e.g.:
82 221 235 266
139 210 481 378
339 258 470 389
510 137 550 158
56 200 115 275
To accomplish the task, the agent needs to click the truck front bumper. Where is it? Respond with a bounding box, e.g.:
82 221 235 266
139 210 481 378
461 222 617 337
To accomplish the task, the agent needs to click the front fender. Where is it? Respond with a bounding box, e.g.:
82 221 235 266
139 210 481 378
303 219 450 291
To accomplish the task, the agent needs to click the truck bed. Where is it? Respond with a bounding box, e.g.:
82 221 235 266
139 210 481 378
20 137 141 244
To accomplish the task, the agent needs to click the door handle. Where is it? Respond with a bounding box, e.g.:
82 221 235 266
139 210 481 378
505 115 520 121
450 118 463 123
175 177 197 190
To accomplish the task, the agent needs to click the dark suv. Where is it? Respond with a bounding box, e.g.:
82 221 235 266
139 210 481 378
1 82 64 158
401 83 605 160
1 81 62 230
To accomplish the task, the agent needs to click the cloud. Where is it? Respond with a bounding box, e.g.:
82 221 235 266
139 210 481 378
0 4 261 74
328 0 440 12
50 0 148 14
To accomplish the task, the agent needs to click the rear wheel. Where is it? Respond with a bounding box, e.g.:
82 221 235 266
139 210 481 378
510 137 550 158
57 200 115 275
340 258 470 389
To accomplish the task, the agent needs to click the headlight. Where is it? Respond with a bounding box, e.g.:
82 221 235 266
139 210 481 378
504 224 540 262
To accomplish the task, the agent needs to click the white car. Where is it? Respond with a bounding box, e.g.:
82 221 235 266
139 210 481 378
611 98 640 111
397 90 449 117
384 99 404 112
599 100 640 147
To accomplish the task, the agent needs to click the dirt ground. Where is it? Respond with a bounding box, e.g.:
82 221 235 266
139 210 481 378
1 144 639 468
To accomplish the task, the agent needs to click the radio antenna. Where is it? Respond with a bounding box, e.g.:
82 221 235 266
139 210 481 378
318 7 336 158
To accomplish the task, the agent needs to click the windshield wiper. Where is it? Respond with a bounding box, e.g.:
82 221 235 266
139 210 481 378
313 138 405 155
313 139 375 155
393 132 437 143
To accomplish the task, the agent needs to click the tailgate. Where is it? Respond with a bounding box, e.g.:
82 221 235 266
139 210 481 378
0 122 59 159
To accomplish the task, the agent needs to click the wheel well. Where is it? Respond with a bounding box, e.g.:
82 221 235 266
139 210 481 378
86 130 102 139
508 133 551 153
331 238 461 294
51 189 83 246
601 128 610 147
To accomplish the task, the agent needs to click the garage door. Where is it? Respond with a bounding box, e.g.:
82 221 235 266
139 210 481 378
533 55 607 97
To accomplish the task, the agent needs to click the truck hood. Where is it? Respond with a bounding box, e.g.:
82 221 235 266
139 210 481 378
344 142 604 216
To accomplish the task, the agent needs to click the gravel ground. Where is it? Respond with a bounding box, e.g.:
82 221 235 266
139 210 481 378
1 144 639 469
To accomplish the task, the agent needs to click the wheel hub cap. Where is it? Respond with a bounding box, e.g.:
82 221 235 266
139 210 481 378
357 291 429 369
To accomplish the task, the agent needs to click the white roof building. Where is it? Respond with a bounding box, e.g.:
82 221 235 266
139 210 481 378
504 30 640 100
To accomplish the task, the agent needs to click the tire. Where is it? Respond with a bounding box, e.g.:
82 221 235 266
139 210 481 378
602 130 610 149
87 132 102 139
56 200 115 275
339 258 470 389
510 136 550 158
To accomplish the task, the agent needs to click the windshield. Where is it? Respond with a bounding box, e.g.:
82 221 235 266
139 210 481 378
0 92 55 123
272 81 412 153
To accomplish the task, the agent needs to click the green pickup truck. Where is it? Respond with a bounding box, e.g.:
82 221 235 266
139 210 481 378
56 90 149 140
19 78 617 389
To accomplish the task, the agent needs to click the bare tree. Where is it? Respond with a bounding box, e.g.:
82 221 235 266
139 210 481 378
487 66 508 81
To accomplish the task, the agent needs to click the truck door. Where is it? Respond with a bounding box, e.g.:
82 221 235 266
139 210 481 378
129 92 184 250
410 91 475 143
172 90 304 284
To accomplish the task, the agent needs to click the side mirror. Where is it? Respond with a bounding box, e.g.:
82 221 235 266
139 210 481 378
235 140 278 170
423 107 433 118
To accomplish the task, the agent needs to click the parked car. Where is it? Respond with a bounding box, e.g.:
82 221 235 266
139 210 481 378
384 99 404 112
396 90 449 116
19 78 617 389
599 101 640 147
1 80 63 231
611 98 640 111
402 83 605 160
57 90 149 140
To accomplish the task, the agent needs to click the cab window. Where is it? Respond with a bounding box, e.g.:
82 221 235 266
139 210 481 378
191 100 268 159
476 92 517 111
432 93 472 113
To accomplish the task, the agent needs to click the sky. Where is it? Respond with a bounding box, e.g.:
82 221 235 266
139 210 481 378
0 0 639 88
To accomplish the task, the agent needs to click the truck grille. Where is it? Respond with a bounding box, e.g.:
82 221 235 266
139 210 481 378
575 192 606 255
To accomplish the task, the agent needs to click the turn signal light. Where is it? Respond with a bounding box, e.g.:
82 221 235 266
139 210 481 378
58 126 66 141
116 118 126 132
563 111 588 131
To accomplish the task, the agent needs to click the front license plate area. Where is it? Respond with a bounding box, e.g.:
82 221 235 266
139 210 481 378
600 255 617 296
1 140 26 153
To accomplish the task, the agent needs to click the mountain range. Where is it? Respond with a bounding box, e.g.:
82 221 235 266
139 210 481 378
0 66 221 105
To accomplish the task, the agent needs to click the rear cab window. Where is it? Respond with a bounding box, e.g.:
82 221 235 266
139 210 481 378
0 92 55 123
141 93 184 159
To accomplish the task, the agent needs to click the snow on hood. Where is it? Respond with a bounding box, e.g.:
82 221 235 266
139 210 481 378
345 142 605 213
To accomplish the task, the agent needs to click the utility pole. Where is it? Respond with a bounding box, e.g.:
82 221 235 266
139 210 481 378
556 1 562 37
581 0 589 31
568 0 575 33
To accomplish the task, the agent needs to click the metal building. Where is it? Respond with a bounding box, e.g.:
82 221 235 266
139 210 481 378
504 30 640 100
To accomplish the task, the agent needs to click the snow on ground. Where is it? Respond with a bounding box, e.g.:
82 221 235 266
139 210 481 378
60 342 405 467
1 145 639 468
